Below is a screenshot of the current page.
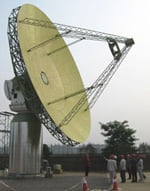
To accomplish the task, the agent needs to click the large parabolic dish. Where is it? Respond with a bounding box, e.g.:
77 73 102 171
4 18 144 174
7 4 90 145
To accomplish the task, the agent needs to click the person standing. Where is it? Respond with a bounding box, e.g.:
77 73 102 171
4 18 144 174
130 154 137 182
119 155 126 183
126 154 132 179
137 154 144 182
83 153 90 176
107 155 117 185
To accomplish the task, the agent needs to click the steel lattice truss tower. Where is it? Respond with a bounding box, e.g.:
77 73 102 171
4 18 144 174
0 112 14 154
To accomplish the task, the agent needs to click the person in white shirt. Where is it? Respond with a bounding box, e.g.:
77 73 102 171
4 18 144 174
119 155 126 183
107 155 117 185
137 155 144 182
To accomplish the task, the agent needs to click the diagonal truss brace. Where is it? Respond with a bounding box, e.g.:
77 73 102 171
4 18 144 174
19 17 134 128
19 18 129 43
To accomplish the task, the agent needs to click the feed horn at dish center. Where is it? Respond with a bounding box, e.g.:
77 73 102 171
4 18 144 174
4 4 134 175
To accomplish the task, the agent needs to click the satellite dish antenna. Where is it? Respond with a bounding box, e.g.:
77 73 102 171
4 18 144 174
5 3 134 175
7 4 91 146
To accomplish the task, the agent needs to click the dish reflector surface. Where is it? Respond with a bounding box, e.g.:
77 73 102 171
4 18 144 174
17 4 91 143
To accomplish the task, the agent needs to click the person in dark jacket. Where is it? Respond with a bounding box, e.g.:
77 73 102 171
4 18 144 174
83 153 91 176
126 154 132 179
130 154 138 182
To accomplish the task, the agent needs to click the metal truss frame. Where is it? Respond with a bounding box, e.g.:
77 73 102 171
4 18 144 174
0 112 14 153
7 6 134 146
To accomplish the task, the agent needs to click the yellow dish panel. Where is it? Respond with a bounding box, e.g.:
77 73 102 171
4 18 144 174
17 4 91 143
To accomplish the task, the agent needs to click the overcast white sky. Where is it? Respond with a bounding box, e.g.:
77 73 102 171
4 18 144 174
0 0 150 146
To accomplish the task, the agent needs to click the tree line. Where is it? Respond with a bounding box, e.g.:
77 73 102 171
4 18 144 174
43 120 150 159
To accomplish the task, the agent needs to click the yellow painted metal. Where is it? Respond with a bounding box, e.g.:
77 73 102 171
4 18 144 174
17 4 91 143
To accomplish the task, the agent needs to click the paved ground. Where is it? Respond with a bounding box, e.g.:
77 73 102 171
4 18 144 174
118 172 150 191
0 172 150 191
0 172 108 191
